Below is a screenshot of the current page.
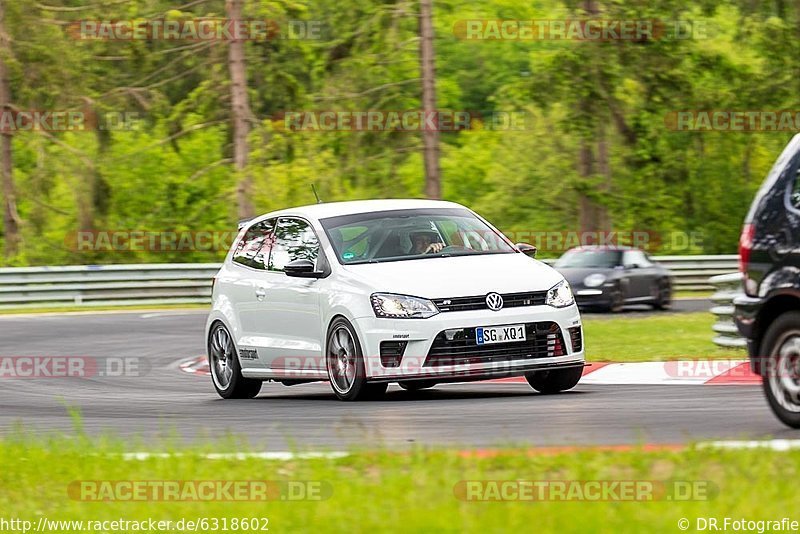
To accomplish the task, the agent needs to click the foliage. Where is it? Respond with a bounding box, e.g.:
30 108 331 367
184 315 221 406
1 0 796 265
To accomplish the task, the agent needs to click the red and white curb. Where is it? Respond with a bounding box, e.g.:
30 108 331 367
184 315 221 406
179 355 211 376
180 356 760 385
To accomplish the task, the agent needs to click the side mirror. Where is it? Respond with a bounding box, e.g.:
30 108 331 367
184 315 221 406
284 258 322 278
516 242 537 258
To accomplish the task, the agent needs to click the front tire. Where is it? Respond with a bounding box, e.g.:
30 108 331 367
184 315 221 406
606 284 624 313
326 317 386 401
208 322 262 399
524 367 583 394
760 311 800 428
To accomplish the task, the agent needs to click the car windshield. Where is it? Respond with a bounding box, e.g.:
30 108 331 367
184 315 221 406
555 248 622 269
320 208 516 264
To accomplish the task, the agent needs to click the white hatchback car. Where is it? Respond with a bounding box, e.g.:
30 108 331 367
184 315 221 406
206 199 585 401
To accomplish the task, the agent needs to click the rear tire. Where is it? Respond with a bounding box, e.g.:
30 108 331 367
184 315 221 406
208 322 262 399
524 367 583 394
325 317 385 401
398 380 436 391
760 311 800 428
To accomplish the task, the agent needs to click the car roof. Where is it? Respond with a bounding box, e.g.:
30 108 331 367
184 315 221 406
250 199 468 222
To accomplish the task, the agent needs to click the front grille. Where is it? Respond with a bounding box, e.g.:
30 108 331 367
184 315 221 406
431 291 547 312
424 322 565 366
568 326 583 353
379 341 407 368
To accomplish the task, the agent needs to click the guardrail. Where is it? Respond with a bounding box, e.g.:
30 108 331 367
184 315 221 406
0 255 740 309
709 272 746 349
0 264 220 309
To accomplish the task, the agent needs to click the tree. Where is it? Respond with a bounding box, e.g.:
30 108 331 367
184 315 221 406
419 0 440 199
227 0 254 219
0 0 19 258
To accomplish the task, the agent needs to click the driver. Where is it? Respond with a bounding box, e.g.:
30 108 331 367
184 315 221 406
409 231 444 255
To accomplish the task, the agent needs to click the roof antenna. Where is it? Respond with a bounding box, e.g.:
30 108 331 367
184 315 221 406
311 184 323 204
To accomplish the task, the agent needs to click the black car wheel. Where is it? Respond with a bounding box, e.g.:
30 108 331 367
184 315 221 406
653 279 672 310
760 311 800 428
607 284 624 313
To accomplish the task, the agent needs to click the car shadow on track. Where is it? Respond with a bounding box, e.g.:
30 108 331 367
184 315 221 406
234 386 590 403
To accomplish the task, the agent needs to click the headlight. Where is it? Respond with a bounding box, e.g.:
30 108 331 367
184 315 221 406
546 280 575 308
371 293 439 319
583 273 606 288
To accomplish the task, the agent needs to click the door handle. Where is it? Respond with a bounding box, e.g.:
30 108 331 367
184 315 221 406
255 286 267 301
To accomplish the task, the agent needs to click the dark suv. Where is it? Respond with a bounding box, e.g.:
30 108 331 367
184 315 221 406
734 134 800 428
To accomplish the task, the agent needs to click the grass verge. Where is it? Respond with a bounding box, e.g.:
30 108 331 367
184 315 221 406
0 436 796 533
584 312 744 362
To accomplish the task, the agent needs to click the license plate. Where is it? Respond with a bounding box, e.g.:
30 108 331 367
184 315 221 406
476 324 526 345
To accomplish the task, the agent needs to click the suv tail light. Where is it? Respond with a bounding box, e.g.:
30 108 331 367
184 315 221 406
739 223 755 273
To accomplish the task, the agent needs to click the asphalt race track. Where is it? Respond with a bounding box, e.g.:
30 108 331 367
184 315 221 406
0 299 793 450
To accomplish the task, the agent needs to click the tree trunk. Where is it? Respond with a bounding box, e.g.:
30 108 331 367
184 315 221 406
578 139 597 236
0 0 19 258
226 0 254 219
419 0 440 199
596 121 611 232
575 0 607 237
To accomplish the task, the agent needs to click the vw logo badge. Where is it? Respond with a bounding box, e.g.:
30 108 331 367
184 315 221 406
486 292 504 311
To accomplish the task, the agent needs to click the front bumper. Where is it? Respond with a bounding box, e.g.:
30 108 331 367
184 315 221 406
733 293 764 374
572 286 614 308
353 304 584 381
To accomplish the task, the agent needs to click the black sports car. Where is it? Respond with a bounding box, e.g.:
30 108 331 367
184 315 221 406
553 246 672 312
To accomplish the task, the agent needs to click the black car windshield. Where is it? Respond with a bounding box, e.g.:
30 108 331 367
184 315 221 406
555 248 622 269
320 208 516 264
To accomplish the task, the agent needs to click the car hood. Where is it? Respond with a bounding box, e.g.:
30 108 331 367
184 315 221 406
340 253 564 298
555 267 617 286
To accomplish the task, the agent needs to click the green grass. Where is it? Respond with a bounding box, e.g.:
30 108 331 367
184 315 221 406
0 436 797 533
584 312 744 362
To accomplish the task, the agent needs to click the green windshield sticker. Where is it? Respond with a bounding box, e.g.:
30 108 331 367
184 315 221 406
343 252 355 260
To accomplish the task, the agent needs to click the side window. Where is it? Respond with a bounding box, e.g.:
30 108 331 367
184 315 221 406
623 250 650 268
791 168 800 209
268 218 320 272
232 219 275 270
